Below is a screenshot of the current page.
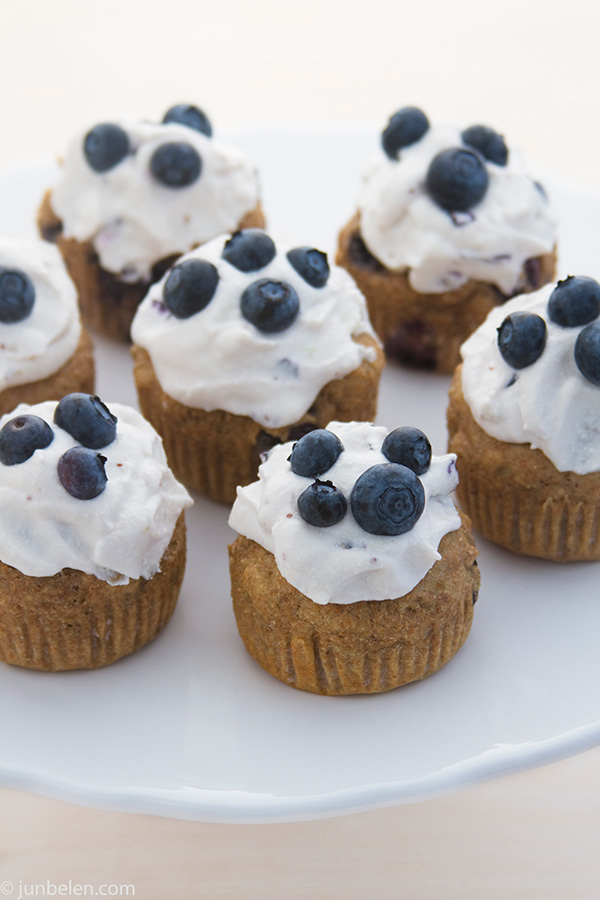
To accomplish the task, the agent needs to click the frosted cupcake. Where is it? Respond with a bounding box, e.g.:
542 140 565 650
336 107 557 373
38 104 264 341
0 238 94 417
0 393 192 670
447 275 600 560
228 421 480 695
131 229 384 504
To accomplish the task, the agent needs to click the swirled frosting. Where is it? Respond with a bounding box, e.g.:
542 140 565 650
228 421 461 605
0 239 81 392
131 234 379 428
0 400 192 584
358 122 556 294
50 117 261 282
461 282 600 474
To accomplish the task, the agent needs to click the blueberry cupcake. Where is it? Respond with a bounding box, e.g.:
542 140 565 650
447 275 600 560
0 393 192 670
130 229 384 504
0 238 95 418
336 107 557 373
38 104 264 341
228 421 480 695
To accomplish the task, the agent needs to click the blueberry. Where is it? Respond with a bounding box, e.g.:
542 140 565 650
574 321 600 386
381 426 432 475
547 276 600 327
241 279 300 333
297 480 347 528
286 247 330 288
57 448 107 500
461 125 508 166
150 142 202 188
162 104 212 137
0 415 53 466
381 107 429 159
0 267 35 323
222 230 276 273
351 463 425 536
163 259 219 318
426 147 489 212
497 312 547 369
289 429 344 477
83 123 129 173
54 394 117 450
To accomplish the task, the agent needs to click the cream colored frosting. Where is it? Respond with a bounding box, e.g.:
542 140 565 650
0 400 192 584
358 122 556 295
228 421 461 605
50 117 261 283
460 283 600 474
131 234 379 428
0 239 81 392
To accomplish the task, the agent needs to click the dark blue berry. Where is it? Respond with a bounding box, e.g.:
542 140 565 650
290 429 344 477
163 259 219 318
381 426 431 475
241 279 300 333
381 107 429 159
547 276 600 327
0 267 35 323
297 480 347 527
461 125 508 166
162 104 212 137
0 415 53 466
286 247 330 288
426 147 489 212
83 123 129 173
497 312 547 369
57 448 107 500
222 230 276 273
150 142 201 188
574 321 600 386
54 394 117 450
351 463 425 536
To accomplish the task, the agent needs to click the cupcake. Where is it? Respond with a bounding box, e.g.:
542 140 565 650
447 275 600 560
228 421 480 695
37 103 264 341
336 107 557 373
0 393 192 670
130 229 384 504
0 238 94 418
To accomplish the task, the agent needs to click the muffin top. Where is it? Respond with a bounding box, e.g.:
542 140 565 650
0 239 82 392
0 395 192 583
131 230 379 427
50 105 261 283
229 420 461 604
461 275 600 474
357 107 556 295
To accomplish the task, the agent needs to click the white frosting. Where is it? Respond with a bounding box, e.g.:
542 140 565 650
131 234 379 428
229 421 461 605
0 400 192 584
461 283 600 474
358 122 556 295
50 118 261 283
0 239 81 392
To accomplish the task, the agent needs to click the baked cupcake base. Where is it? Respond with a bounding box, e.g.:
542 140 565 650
0 513 186 671
447 366 600 560
336 214 557 374
228 513 479 695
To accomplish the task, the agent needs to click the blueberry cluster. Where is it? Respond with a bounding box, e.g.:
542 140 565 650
0 266 35 324
289 427 431 535
0 394 118 500
82 103 212 189
496 276 600 385
162 230 331 333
